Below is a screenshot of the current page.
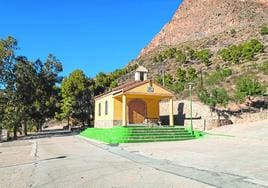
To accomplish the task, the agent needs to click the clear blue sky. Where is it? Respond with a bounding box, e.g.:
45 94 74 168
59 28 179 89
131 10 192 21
0 0 181 77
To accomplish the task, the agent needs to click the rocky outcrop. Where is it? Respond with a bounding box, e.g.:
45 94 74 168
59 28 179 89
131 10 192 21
139 0 268 57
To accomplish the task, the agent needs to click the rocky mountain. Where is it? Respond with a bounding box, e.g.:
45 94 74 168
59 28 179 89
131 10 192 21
139 0 268 57
115 0 268 128
108 0 268 103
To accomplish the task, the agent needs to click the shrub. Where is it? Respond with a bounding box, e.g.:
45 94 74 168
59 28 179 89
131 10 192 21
260 25 268 35
233 91 247 103
176 68 186 82
175 50 187 63
164 48 177 59
259 60 268 75
199 88 229 107
153 54 164 62
186 48 196 60
221 68 232 77
205 68 232 85
219 39 265 64
153 48 178 62
171 81 185 93
155 74 174 88
195 49 212 66
187 67 198 82
230 29 236 35
110 81 118 89
235 78 266 98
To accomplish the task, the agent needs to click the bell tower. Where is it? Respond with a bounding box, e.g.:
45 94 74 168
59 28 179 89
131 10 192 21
134 66 148 81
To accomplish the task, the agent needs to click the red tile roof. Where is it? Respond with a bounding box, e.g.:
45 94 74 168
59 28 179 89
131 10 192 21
95 80 150 99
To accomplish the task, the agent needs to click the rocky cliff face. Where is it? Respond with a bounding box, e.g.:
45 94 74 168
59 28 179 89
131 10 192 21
139 0 268 57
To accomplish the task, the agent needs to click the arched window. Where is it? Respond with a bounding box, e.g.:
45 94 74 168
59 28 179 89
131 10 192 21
105 100 108 115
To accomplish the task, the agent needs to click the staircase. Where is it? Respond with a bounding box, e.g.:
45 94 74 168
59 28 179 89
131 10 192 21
119 127 195 143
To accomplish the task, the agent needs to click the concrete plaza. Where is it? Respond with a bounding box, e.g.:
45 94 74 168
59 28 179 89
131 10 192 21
0 119 267 188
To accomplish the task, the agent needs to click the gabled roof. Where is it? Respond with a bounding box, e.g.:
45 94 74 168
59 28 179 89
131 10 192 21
95 79 175 100
136 66 148 73
113 80 150 92
95 80 150 99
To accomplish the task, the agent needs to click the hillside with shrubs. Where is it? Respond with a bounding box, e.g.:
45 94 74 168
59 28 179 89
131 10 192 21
120 0 268 112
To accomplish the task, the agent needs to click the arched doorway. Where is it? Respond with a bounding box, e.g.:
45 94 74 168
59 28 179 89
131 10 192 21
128 99 147 124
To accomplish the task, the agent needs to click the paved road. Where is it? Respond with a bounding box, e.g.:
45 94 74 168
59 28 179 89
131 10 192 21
0 135 210 188
0 119 267 188
122 119 268 188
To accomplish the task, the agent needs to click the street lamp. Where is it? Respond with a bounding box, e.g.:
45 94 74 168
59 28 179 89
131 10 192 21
188 82 194 135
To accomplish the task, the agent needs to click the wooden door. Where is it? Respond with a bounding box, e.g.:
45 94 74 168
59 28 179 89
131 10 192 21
128 99 146 124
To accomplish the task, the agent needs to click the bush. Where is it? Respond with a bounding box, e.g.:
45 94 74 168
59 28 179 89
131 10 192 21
195 49 212 66
230 29 236 35
235 78 266 98
187 67 198 82
260 25 268 35
175 50 187 63
205 68 232 85
186 48 196 60
153 54 164 62
233 91 247 103
259 60 268 75
171 82 185 93
176 68 186 82
155 74 174 88
176 67 198 83
110 81 118 89
221 68 232 77
153 48 178 62
164 48 177 59
219 39 265 64
199 88 229 107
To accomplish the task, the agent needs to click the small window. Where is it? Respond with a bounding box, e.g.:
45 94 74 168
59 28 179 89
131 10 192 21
105 100 108 115
98 103 101 116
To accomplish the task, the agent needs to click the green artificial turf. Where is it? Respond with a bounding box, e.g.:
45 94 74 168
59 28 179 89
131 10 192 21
185 127 204 139
80 126 130 144
80 126 203 144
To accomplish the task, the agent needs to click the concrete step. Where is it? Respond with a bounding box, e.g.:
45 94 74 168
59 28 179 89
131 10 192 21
120 135 195 139
123 132 192 136
120 137 194 143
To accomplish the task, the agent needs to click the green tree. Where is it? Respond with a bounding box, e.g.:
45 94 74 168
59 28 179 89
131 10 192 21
0 36 63 138
0 36 19 137
60 70 94 127
199 88 229 125
0 36 17 86
110 80 118 89
235 78 266 103
0 90 5 129
33 55 63 131
95 72 110 95
13 56 37 135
